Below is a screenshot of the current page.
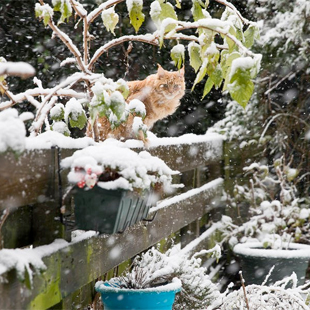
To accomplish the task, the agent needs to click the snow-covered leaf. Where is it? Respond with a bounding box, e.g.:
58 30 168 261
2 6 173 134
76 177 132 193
50 103 65 121
65 98 87 130
53 0 72 24
116 79 129 99
126 0 145 33
51 121 70 136
101 7 119 35
243 24 260 49
188 42 202 73
109 91 126 121
35 3 53 26
150 0 177 29
227 67 254 108
170 44 185 70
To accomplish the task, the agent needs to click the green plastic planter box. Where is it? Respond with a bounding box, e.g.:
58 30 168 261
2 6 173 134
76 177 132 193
73 185 151 234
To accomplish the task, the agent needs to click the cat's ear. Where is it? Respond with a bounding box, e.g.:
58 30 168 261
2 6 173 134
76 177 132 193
179 66 185 76
157 64 165 78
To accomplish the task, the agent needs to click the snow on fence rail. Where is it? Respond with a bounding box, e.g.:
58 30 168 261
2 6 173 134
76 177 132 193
0 134 224 309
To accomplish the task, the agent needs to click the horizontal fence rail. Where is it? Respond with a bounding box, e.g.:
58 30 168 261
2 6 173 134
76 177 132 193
0 135 224 309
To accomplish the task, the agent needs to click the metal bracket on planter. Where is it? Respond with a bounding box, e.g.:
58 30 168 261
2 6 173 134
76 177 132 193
142 211 157 223
117 221 130 234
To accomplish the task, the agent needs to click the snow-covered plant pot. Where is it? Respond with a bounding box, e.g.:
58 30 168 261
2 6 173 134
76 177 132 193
95 278 182 310
233 242 310 285
61 142 180 234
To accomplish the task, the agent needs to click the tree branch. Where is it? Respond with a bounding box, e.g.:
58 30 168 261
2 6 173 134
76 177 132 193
70 0 89 65
0 88 87 111
175 22 255 57
213 0 253 25
88 35 159 70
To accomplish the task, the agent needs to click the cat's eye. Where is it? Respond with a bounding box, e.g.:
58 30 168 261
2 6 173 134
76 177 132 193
174 85 180 90
160 84 168 89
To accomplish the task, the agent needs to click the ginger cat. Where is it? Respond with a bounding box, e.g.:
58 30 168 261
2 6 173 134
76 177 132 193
87 65 185 142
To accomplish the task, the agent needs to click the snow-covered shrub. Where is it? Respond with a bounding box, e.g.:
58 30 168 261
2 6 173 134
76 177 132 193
61 140 181 193
210 273 310 310
219 157 310 249
0 0 261 142
99 245 221 309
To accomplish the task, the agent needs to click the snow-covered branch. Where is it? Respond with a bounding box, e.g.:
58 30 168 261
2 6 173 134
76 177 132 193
88 34 159 70
175 21 255 57
0 61 35 78
31 73 88 135
0 87 87 111
39 0 89 74
69 0 89 65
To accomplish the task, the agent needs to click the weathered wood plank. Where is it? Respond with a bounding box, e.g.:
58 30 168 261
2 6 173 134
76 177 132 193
0 139 223 210
147 139 223 172
0 178 223 310
0 148 57 211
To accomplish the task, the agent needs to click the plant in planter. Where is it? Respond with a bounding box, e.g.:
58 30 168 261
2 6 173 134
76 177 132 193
61 141 181 234
219 157 310 285
210 272 310 309
95 245 221 310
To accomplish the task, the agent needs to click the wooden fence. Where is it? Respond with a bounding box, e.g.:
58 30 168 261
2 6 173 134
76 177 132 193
0 135 227 309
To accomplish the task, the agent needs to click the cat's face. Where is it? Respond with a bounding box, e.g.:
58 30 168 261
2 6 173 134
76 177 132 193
154 66 185 101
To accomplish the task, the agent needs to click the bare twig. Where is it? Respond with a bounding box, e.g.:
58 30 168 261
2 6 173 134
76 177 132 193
239 272 250 310
70 0 89 65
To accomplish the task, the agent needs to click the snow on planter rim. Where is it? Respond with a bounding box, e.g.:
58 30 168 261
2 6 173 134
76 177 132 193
95 277 182 293
233 242 310 259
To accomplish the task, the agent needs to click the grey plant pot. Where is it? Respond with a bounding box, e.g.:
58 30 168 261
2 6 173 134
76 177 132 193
233 242 310 285
73 185 151 234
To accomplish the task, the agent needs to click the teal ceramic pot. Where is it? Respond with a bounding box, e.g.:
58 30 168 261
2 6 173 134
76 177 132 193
73 186 151 234
233 242 310 285
95 279 181 310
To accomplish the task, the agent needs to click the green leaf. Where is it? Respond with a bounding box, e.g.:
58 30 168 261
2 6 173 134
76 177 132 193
175 0 181 9
51 121 71 136
116 79 130 99
109 91 126 120
50 103 65 121
127 0 145 33
188 42 202 73
35 3 53 26
220 51 241 77
227 66 254 108
192 0 205 21
170 44 185 70
150 1 177 28
243 24 260 48
210 64 223 88
192 59 207 91
53 0 72 24
101 7 119 35
68 110 87 130
202 77 214 99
